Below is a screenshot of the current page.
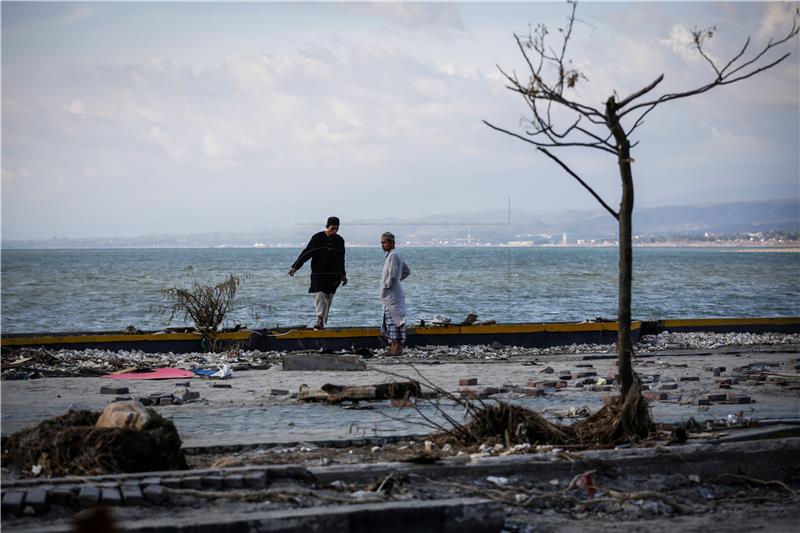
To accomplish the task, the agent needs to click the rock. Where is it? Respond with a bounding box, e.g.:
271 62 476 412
95 400 151 430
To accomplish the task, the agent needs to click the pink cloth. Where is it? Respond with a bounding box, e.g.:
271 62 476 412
103 368 195 380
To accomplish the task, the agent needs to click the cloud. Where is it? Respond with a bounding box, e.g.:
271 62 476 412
352 2 466 33
64 99 87 115
659 25 701 62
757 2 798 43
60 5 97 25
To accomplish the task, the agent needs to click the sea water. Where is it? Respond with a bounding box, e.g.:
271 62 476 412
1 247 798 333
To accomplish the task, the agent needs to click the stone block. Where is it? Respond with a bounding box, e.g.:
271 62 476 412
48 486 76 505
705 393 728 402
161 478 181 489
121 484 144 506
244 471 267 489
223 475 245 489
101 386 130 395
203 476 224 489
180 476 203 489
25 488 49 514
142 484 167 505
458 378 478 386
101 487 122 506
2 491 25 515
282 353 366 371
78 485 100 507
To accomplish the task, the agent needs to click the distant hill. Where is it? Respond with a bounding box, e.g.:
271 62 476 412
3 199 797 248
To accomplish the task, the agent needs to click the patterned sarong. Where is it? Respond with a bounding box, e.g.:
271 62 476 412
380 308 406 344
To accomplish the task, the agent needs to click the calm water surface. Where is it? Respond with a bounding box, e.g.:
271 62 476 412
2 247 798 333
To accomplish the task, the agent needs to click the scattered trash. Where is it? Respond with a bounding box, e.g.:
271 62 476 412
487 476 509 487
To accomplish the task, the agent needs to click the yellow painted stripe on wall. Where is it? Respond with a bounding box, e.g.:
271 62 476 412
659 317 800 328
1 330 253 347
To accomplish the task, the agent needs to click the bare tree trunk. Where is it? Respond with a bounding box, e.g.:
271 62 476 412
606 98 635 397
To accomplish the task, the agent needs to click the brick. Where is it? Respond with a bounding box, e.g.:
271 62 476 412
269 389 290 396
25 488 49 514
101 487 122 506
643 391 668 401
573 371 597 379
224 475 245 489
203 476 224 489
142 485 167 505
697 399 711 406
159 397 174 406
121 484 144 506
528 380 557 388
658 383 679 390
161 478 181 489
726 395 752 404
244 471 267 489
180 477 203 489
679 376 700 381
558 374 572 381
705 393 728 402
212 383 232 389
719 383 732 389
101 386 129 395
78 485 100 507
2 491 25 515
48 486 76 505
576 363 594 368
458 378 478 386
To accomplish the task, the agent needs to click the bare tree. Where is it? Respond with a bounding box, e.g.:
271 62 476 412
485 1 799 400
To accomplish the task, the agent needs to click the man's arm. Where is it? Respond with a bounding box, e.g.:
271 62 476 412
289 234 318 276
340 237 348 285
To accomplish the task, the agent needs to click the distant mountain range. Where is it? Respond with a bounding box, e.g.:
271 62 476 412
3 199 798 248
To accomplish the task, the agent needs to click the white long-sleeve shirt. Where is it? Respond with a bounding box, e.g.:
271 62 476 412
380 249 411 326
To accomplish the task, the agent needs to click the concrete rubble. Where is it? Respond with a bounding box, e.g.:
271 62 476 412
1 335 799 531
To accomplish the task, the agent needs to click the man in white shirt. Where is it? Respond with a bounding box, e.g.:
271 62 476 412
379 232 411 355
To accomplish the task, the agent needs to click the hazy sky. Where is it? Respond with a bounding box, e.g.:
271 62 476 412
2 1 798 240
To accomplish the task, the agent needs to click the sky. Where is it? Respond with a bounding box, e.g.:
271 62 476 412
2 1 798 240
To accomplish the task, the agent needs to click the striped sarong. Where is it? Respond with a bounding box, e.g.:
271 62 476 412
380 308 406 344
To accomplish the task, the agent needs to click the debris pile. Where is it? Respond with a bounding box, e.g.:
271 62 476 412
1 401 188 477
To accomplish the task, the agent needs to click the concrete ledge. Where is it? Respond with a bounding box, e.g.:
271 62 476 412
282 353 366 371
9 498 504 533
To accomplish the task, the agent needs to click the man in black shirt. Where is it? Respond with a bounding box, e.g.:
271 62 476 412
289 216 347 329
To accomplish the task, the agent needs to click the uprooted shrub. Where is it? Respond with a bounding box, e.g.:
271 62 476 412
1 408 187 477
439 382 653 448
159 267 245 334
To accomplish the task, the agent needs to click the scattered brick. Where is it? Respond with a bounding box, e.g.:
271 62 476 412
658 383 678 390
212 383 232 389
576 363 594 368
679 376 700 381
458 378 478 386
528 380 557 388
705 393 728 402
522 388 546 397
573 371 597 379
269 389 290 396
696 398 711 406
726 394 752 404
159 397 174 406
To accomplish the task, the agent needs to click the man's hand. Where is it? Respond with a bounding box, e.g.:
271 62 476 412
288 268 297 277
341 276 348 286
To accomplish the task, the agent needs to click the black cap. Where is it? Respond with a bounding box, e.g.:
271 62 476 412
326 216 340 227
